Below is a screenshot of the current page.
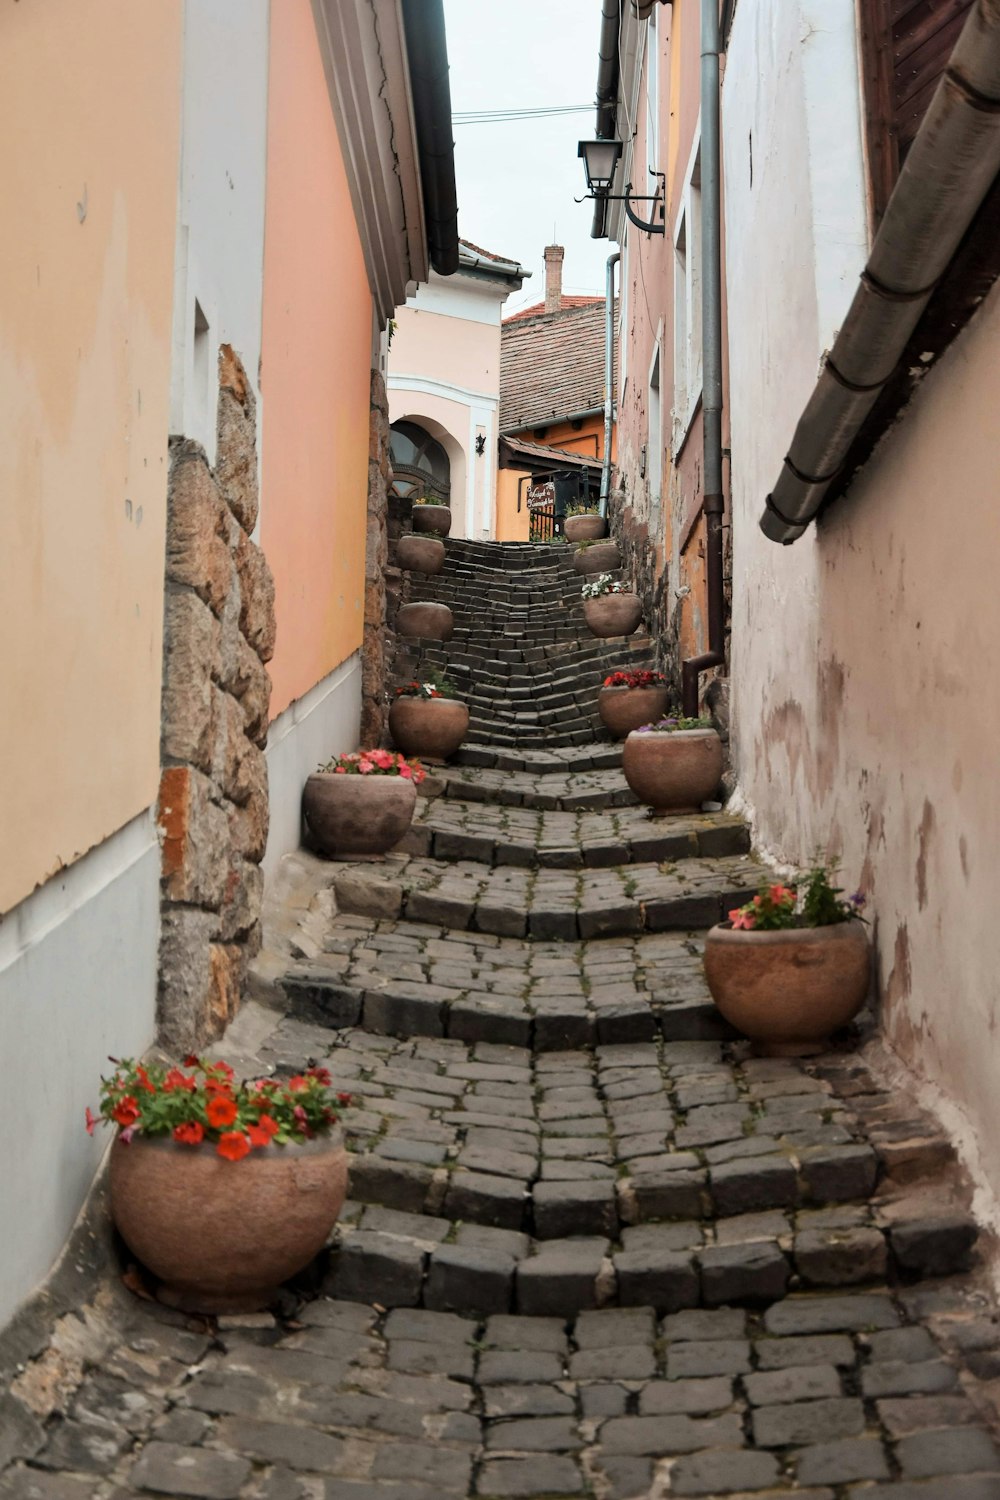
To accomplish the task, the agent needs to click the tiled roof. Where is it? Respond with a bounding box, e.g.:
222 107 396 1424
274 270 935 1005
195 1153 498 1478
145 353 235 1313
459 237 523 265
503 295 603 324
499 434 603 472
500 300 610 432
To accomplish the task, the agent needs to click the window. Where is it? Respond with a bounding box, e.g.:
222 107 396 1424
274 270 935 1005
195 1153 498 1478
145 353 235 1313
672 140 702 443
859 0 974 228
388 421 451 501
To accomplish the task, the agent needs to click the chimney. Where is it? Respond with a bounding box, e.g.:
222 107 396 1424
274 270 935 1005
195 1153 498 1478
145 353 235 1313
543 244 564 314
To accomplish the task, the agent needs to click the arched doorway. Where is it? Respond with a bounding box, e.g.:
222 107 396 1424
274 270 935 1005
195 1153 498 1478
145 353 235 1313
389 420 451 503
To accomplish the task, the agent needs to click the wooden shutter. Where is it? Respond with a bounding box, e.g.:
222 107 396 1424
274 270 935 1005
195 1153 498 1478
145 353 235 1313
859 0 975 227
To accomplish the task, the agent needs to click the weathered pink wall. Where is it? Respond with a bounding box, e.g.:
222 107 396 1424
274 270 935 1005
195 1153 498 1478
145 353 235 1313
260 0 373 717
0 1 183 914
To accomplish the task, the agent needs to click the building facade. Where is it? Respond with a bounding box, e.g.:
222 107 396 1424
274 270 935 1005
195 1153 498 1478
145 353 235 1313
0 0 456 1332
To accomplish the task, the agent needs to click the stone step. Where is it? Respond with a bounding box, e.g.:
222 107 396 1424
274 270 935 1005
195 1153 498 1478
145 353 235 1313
252 1015 979 1318
452 743 624 772
438 763 640 810
400 798 750 871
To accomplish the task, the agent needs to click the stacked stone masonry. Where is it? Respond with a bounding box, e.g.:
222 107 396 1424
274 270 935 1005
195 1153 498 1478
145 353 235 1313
157 346 276 1050
362 370 396 747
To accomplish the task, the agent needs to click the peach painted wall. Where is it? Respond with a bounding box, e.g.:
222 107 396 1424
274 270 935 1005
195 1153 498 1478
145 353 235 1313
391 307 501 397
260 0 373 717
0 1 183 915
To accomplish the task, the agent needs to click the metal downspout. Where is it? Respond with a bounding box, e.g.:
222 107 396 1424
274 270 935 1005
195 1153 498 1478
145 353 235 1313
760 0 1000 542
592 0 622 239
681 0 726 715
600 251 620 519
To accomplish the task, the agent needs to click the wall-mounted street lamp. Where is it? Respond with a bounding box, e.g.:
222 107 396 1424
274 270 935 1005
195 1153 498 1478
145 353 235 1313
576 139 665 235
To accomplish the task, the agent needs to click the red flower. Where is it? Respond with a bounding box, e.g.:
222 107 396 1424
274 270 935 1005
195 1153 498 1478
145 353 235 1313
135 1064 156 1094
307 1066 332 1085
183 1053 200 1067
173 1121 205 1146
112 1096 140 1128
336 1092 353 1106
216 1131 251 1162
287 1075 307 1092
85 1107 98 1136
246 1115 279 1148
164 1068 197 1092
206 1095 238 1128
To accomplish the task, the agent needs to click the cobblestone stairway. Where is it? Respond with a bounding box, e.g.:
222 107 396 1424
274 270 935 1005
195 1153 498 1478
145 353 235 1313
395 541 656 750
5 560 1000 1497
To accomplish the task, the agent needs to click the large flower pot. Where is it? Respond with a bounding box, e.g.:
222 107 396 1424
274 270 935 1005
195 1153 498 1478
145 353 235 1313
396 534 446 575
598 685 670 738
389 697 470 761
574 541 621 575
396 602 454 641
584 593 643 638
303 772 417 855
564 514 607 543
110 1132 349 1313
703 922 871 1056
412 504 452 537
622 728 723 814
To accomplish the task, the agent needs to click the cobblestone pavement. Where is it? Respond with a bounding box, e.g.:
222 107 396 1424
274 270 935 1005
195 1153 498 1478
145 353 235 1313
4 543 1000 1496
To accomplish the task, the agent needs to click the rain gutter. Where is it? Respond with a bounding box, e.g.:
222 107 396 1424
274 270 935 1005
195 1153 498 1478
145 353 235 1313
600 251 620 518
400 0 460 276
591 0 622 238
681 0 726 714
761 0 1000 544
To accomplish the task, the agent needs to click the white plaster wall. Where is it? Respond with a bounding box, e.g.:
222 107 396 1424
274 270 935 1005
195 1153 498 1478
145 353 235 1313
723 0 1000 1216
263 654 362 880
0 815 160 1330
169 0 270 459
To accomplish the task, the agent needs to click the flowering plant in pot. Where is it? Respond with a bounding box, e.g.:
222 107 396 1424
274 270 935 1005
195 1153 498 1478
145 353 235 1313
703 867 870 1055
89 1056 350 1312
389 673 470 761
581 573 642 638
598 669 670 738
573 537 621 574
563 503 607 544
303 749 425 857
622 714 721 814
411 495 452 537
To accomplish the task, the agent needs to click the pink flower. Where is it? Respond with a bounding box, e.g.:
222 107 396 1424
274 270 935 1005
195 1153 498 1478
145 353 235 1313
119 1126 136 1145
398 764 412 780
358 760 373 775
85 1107 98 1136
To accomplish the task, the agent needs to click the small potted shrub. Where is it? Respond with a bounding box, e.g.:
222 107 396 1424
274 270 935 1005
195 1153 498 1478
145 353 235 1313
411 495 452 537
622 715 722 814
563 503 607 544
703 869 870 1054
303 749 424 856
598 669 670 737
90 1056 350 1312
582 573 642 637
573 537 621 574
396 533 446 575
389 674 470 761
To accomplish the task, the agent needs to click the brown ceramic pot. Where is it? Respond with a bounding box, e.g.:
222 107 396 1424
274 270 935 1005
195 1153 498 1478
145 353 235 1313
303 771 417 855
412 503 452 537
574 541 621 574
389 696 470 761
110 1132 349 1313
703 921 871 1056
622 727 723 814
396 534 446 575
584 594 643 638
396 602 454 641
564 513 607 543
598 685 670 738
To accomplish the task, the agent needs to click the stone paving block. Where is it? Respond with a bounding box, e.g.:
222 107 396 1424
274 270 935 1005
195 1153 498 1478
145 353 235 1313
387 1338 476 1379
424 1243 517 1315
851 1482 1000 1500
668 1448 782 1495
580 1385 629 1417
475 1456 584 1496
896 1427 1000 1478
754 1333 856 1369
483 1416 581 1450
574 1306 656 1347
568 1344 656 1380
861 1358 960 1397
798 1144 877 1202
699 1241 790 1306
661 1308 748 1341
599 1412 745 1455
0 1474 98 1500
614 1248 700 1313
477 1349 567 1385
794 1436 890 1485
618 1168 708 1223
875 1395 981 1437
443 1170 528 1230
324 1232 426 1307
763 1293 898 1335
593 1456 655 1499
515 1238 608 1317
794 1225 888 1286
744 1363 842 1405
710 1155 799 1216
752 1396 865 1447
667 1341 753 1379
382 1307 475 1342
371 1442 474 1490
348 1155 434 1214
866 1325 938 1363
483 1385 576 1418
888 1214 979 1277
128 1443 253 1499
533 1179 618 1239
484 1314 568 1351
639 1377 735 1415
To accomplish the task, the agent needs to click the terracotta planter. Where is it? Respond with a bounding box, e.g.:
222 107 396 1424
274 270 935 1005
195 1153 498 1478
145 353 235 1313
622 727 723 814
412 504 452 537
584 593 643 638
598 685 670 738
303 771 417 855
396 534 446 575
389 697 470 761
564 513 607 543
574 541 621 574
703 921 871 1056
110 1132 348 1313
396 602 454 641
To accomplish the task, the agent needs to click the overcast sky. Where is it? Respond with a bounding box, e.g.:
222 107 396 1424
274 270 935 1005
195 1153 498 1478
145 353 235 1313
442 0 611 315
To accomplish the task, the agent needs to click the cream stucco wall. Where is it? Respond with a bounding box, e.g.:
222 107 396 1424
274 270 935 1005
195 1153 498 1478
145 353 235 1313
0 0 183 916
260 0 373 720
724 0 1000 1212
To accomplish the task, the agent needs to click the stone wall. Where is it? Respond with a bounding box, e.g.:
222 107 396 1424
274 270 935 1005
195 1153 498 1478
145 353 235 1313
608 481 674 686
157 346 276 1051
361 371 392 745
